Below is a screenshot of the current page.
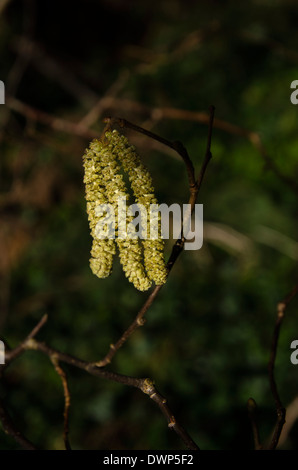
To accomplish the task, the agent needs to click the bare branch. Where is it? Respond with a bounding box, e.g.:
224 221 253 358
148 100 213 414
247 397 262 450
51 357 72 450
140 378 199 450
95 284 162 367
4 313 48 363
267 283 298 449
277 396 298 448
3 335 199 450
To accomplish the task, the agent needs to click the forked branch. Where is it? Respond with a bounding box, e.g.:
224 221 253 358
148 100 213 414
2 324 199 450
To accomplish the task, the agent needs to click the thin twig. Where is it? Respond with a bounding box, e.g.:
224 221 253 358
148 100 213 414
103 116 197 188
51 357 71 450
4 313 48 363
247 397 262 450
140 378 199 450
277 396 298 448
196 105 215 190
95 285 162 367
267 283 298 449
167 105 214 265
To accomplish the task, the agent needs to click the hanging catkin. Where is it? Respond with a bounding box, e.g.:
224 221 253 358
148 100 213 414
83 144 116 278
83 130 167 291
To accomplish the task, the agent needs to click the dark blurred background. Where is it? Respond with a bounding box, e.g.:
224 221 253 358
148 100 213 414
0 0 297 450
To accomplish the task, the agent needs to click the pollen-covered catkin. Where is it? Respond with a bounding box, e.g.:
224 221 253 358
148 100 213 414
105 130 168 286
85 138 152 292
83 129 168 291
83 144 116 278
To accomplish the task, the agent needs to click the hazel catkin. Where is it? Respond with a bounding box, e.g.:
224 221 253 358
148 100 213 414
82 129 168 291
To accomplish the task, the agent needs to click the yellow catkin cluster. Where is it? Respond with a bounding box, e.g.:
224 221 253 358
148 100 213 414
83 144 116 278
83 130 168 291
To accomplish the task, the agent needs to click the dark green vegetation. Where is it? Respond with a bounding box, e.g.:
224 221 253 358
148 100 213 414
0 0 297 450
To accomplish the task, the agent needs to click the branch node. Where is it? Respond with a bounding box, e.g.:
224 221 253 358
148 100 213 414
25 338 38 350
141 378 156 396
137 317 146 326
277 302 286 317
168 418 176 428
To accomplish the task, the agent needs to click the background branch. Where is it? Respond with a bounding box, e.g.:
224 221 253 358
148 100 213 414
247 398 262 450
6 97 99 140
51 357 71 450
267 283 298 449
0 397 36 450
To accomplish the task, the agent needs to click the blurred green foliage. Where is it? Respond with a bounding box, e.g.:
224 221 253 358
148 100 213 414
0 0 297 450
